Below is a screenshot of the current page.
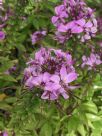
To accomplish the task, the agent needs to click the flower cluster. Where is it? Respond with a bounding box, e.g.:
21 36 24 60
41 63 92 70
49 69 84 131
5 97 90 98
5 66 17 75
31 30 46 44
0 30 5 40
24 47 78 100
82 53 102 69
51 0 97 43
0 1 13 40
0 0 6 40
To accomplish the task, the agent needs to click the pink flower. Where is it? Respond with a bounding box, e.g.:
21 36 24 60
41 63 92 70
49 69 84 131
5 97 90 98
0 31 5 40
24 47 78 100
82 53 102 69
51 0 97 43
31 30 46 44
55 5 68 18
5 66 16 75
54 31 69 43
0 3 11 29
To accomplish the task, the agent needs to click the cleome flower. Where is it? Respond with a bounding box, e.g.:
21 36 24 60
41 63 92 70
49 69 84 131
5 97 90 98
4 66 17 75
51 0 97 43
24 47 78 100
31 30 46 44
82 53 102 69
0 31 5 40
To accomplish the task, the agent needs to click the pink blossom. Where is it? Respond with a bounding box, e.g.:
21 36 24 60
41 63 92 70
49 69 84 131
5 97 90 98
24 47 78 100
31 30 46 44
0 2 12 29
0 31 5 40
5 66 17 75
82 53 102 69
51 0 97 43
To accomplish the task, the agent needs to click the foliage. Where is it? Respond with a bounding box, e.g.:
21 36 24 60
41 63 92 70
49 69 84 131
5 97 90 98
0 0 102 136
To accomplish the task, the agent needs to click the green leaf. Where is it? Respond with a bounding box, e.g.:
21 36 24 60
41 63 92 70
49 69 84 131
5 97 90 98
77 125 86 136
4 97 17 103
93 120 102 131
67 115 81 132
80 101 98 114
40 123 52 136
15 44 26 52
48 0 58 3
66 131 76 136
86 113 101 122
91 129 102 136
0 101 12 111
0 74 17 82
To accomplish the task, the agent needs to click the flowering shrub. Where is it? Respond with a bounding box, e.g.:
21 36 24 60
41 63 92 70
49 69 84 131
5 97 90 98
0 0 102 136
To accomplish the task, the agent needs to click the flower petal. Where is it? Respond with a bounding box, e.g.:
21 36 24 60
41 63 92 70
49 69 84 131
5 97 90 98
50 75 60 83
85 21 93 28
66 72 78 83
51 16 58 24
58 24 68 32
71 26 83 33
60 65 67 81
43 72 51 83
59 88 69 99
76 19 86 27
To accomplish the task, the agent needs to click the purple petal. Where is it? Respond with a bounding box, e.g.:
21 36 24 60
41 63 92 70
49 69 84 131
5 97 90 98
76 19 86 27
85 21 93 28
93 18 97 27
0 31 5 40
60 11 68 18
41 91 49 100
66 21 75 29
45 82 61 91
41 91 58 100
41 31 47 35
58 24 68 32
43 72 51 83
25 77 34 88
82 56 87 61
66 72 78 83
32 75 43 86
55 5 64 15
50 75 60 83
51 16 58 24
59 88 69 99
60 65 67 80
71 26 83 33
91 27 97 33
